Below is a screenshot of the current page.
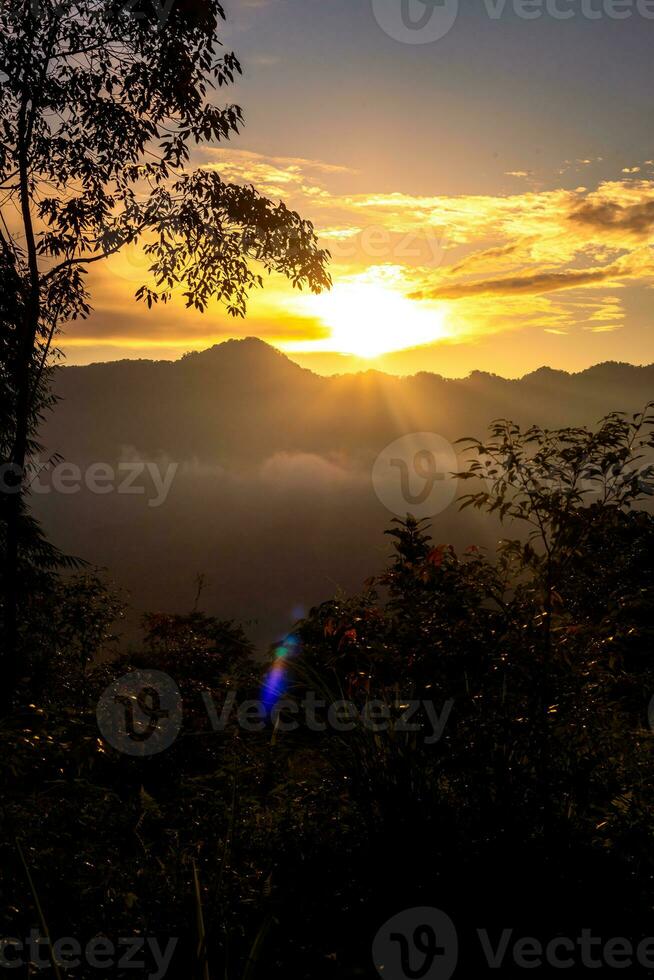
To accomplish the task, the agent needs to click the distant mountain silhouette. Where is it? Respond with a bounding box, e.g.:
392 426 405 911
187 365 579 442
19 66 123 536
34 341 654 648
43 339 654 466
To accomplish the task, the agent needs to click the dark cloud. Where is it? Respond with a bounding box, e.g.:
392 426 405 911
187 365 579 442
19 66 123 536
571 199 654 235
413 264 624 301
446 243 524 277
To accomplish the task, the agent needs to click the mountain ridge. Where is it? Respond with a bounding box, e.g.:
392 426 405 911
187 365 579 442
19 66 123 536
63 337 654 385
43 336 654 474
34 338 654 648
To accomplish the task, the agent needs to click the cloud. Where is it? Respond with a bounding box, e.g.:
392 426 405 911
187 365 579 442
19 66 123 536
445 243 525 277
357 181 654 335
201 147 356 176
571 197 654 235
413 260 632 301
196 147 358 203
72 148 654 357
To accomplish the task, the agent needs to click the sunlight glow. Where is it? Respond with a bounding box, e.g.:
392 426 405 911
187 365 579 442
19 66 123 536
286 274 450 358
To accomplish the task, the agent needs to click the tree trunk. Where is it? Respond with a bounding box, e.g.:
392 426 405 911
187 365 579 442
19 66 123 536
2 341 35 697
1 120 40 701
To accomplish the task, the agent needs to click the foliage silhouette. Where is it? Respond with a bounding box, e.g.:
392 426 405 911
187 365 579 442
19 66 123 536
2 412 653 976
0 0 330 685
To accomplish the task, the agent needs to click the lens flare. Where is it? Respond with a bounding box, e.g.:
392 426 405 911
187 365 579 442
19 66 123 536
261 634 300 712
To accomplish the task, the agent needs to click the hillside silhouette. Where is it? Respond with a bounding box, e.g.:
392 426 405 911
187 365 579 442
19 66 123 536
33 339 654 647
44 338 654 464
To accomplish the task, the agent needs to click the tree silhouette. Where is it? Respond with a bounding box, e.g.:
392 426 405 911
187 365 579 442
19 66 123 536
0 0 331 687
456 407 654 658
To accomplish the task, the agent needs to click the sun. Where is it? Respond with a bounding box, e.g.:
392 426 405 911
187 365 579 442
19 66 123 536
287 275 449 359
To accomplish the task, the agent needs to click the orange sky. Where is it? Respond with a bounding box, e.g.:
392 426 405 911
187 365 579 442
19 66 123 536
62 147 654 377
58 3 654 378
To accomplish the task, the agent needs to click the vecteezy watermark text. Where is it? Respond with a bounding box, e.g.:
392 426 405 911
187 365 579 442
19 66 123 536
0 932 177 979
373 907 654 977
0 458 178 508
97 669 455 756
372 0 654 45
204 691 454 745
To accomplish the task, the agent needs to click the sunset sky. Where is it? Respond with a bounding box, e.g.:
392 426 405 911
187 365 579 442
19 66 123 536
63 0 654 377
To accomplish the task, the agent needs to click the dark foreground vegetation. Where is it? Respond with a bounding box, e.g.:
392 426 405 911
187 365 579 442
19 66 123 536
2 409 654 977
3 2 654 975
